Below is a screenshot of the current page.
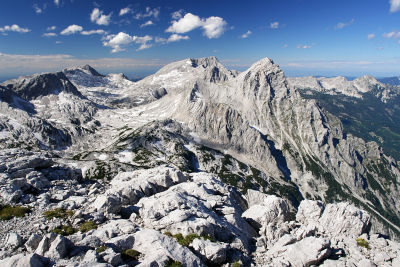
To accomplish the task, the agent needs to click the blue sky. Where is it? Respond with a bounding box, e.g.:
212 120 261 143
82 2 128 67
1 0 400 80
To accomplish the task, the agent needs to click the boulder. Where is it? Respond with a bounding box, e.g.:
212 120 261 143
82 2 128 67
0 253 46 267
5 232 23 250
318 203 370 238
133 228 204 267
191 238 228 264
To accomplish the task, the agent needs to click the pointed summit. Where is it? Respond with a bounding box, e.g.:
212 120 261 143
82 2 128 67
80 65 104 77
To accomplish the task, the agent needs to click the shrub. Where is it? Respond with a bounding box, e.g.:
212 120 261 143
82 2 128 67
79 221 98 233
121 249 141 261
356 238 370 249
0 204 31 220
95 246 107 253
43 208 73 220
170 233 215 246
232 261 242 267
51 224 77 236
164 258 183 267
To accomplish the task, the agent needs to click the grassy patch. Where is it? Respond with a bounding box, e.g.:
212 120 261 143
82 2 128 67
232 261 242 267
51 224 78 236
164 258 183 267
356 238 370 249
165 232 215 246
43 208 73 220
79 221 98 233
121 249 141 261
0 204 31 220
95 246 107 253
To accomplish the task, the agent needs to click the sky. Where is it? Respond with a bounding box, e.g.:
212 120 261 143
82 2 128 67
1 0 400 80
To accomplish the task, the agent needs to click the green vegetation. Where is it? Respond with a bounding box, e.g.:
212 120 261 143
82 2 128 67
164 258 183 267
0 204 31 220
86 160 114 180
51 224 78 236
122 249 141 261
43 208 73 220
95 246 107 253
79 221 98 233
232 261 242 267
356 238 370 249
300 90 400 160
164 232 215 246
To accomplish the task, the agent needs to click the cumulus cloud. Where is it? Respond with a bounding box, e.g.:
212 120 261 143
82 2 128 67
119 7 131 16
166 13 203 34
334 19 354 30
81 29 106 35
43 32 57 37
367 33 376 40
103 32 153 52
54 0 60 6
166 13 227 39
241 30 252 38
134 7 160 20
390 0 400 12
0 24 30 33
47 26 56 31
383 31 400 38
270 22 279 29
140 21 154 28
167 34 189 43
90 8 112 26
60 24 83 35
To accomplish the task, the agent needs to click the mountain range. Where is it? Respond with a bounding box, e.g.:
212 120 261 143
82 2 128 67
0 57 399 266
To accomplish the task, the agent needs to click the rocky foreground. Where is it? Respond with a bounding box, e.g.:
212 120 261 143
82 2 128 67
0 150 399 266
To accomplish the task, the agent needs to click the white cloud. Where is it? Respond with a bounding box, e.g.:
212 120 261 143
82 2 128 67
390 0 400 12
166 13 227 39
166 13 203 34
383 31 400 38
119 7 131 16
54 0 60 6
171 10 183 20
55 41 63 44
33 4 43 14
202 17 227 38
367 33 376 40
270 22 279 29
0 24 30 33
81 29 106 35
134 35 153 50
297 44 312 49
167 34 189 43
103 32 153 52
334 19 354 30
60 24 83 35
90 8 112 26
134 7 160 20
43 32 57 37
47 26 56 31
241 30 252 39
140 21 154 28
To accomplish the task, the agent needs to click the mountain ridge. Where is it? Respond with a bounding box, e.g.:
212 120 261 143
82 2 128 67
0 57 399 266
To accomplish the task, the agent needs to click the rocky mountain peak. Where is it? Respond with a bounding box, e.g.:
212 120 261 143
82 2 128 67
1 72 83 100
80 64 104 77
